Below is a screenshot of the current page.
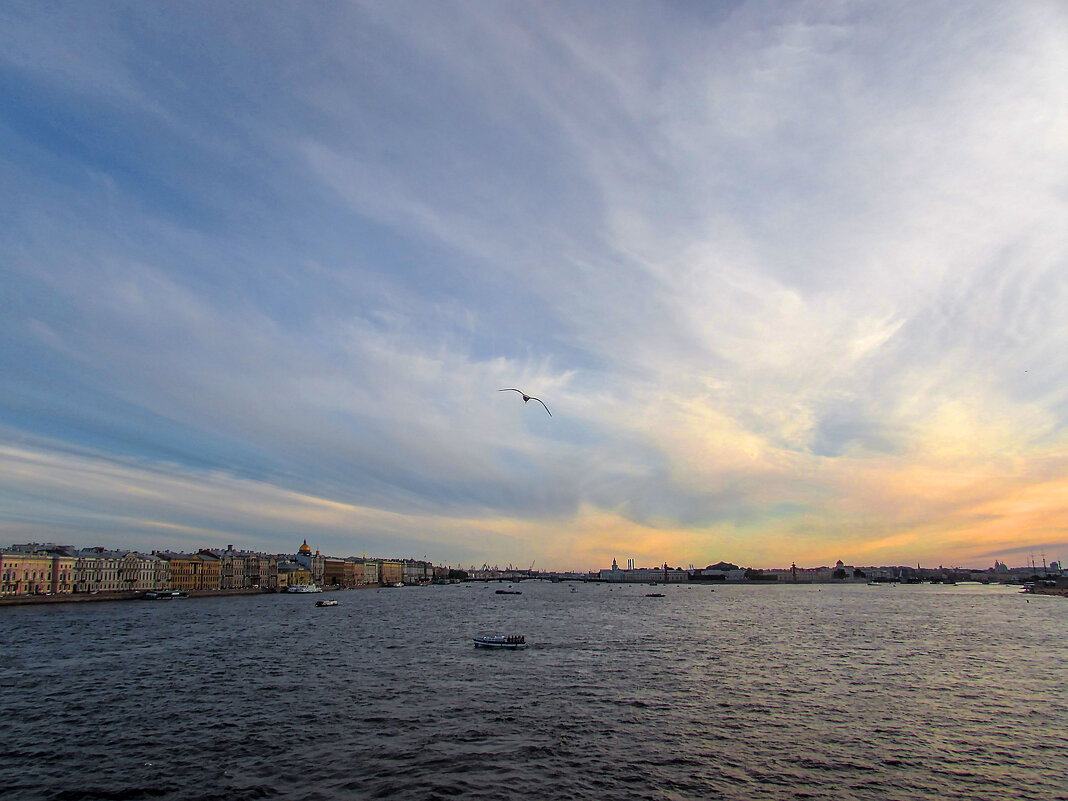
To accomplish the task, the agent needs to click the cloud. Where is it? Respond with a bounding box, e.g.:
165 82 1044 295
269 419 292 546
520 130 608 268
1 1 1067 569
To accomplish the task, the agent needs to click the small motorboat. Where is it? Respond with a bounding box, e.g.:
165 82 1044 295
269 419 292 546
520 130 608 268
315 599 339 607
473 635 527 649
645 593 665 597
495 589 522 595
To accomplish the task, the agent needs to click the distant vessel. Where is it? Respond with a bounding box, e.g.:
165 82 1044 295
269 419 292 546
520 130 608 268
495 589 522 595
473 635 526 649
286 584 322 593
391 582 405 588
142 590 189 600
315 599 338 607
645 593 665 597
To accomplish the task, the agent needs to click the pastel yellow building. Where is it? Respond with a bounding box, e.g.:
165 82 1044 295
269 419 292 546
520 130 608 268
1 551 54 596
51 555 76 594
379 560 403 585
195 551 221 590
277 560 311 590
160 552 221 592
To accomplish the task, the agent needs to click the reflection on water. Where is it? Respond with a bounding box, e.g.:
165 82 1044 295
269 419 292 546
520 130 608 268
4 582 1067 800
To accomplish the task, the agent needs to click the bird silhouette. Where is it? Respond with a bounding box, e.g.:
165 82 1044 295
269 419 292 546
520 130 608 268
499 388 551 416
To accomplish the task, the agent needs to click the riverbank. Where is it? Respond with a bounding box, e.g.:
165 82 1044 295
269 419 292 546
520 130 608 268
0 588 271 606
1034 587 1068 597
0 584 392 606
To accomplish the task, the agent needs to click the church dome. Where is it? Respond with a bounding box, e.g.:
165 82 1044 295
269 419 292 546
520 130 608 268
298 539 311 555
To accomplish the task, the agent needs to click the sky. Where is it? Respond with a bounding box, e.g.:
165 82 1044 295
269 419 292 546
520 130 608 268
2 1 1067 571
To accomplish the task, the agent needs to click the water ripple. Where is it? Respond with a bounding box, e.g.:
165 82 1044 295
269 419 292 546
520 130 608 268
3 583 1067 800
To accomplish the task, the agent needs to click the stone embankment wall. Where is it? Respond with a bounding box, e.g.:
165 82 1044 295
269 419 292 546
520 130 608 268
0 588 268 606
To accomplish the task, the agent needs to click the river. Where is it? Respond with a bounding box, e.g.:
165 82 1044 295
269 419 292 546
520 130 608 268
3 581 1066 800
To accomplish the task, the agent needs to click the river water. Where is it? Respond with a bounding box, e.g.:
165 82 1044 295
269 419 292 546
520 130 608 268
3 581 1067 800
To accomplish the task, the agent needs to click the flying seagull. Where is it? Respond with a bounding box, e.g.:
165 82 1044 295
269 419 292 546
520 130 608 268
499 388 551 417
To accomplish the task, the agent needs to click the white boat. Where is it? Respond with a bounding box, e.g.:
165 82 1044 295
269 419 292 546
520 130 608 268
286 584 322 593
142 590 189 600
473 635 527 649
315 599 338 607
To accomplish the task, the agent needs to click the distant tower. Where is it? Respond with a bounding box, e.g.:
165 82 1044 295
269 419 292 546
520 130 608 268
611 557 618 571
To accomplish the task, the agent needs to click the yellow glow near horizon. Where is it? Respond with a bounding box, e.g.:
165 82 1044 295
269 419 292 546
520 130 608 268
2 416 1065 570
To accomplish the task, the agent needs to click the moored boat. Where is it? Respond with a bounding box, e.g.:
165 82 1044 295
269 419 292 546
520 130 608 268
315 599 338 607
142 590 189 600
286 584 322 593
473 635 527 649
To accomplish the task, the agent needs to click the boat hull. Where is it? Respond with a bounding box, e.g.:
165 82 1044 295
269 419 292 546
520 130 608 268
473 636 527 649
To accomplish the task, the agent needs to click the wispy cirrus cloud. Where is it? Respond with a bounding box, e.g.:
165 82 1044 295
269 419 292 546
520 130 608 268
1 1 1066 568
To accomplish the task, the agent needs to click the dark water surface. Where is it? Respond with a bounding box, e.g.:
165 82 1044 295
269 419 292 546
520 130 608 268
4 582 1067 800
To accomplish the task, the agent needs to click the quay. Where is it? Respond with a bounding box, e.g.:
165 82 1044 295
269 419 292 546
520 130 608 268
0 588 269 606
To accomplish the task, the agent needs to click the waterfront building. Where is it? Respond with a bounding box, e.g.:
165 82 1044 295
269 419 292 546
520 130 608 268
599 560 690 583
690 564 748 582
599 557 623 582
343 557 374 586
0 550 54 596
67 549 169 593
402 559 432 585
0 545 76 596
51 554 76 594
246 552 275 589
294 540 326 586
73 548 123 593
379 560 403 585
216 545 248 590
158 551 222 592
324 557 360 588
277 559 311 590
195 550 222 590
361 560 380 586
117 552 168 592
73 549 101 593
206 546 277 590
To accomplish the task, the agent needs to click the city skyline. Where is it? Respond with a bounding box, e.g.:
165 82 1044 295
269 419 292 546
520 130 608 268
3 2 1067 572
1 535 1058 579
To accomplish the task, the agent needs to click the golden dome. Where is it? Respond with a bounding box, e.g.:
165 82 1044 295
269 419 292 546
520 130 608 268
298 539 311 555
